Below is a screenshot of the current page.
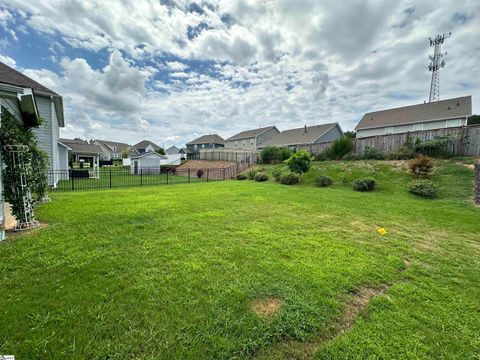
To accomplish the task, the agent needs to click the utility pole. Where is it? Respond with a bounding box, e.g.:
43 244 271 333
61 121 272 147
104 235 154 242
428 32 451 102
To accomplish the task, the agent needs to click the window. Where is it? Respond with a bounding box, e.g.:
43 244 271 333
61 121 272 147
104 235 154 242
385 127 394 135
202 144 205 148
413 123 423 131
194 144 198 150
446 119 462 128
250 139 254 145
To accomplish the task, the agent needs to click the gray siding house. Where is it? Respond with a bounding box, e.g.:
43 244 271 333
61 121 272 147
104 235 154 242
0 61 66 229
355 96 472 138
93 139 132 161
259 123 344 150
186 134 224 159
133 140 161 154
225 126 279 150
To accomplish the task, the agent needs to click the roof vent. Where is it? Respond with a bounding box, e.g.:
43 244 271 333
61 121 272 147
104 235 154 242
304 125 307 133
447 107 451 110
456 102 460 106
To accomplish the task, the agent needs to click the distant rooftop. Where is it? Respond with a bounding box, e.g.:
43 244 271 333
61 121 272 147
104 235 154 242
226 126 277 141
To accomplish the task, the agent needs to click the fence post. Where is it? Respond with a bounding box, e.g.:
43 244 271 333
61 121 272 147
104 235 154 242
166 169 169 184
71 170 74 191
207 168 209 182
474 161 480 205
109 169 112 188
223 168 226 180
140 169 143 186
188 168 191 183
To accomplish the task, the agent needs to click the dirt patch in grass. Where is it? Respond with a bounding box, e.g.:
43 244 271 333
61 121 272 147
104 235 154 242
177 160 236 170
251 297 282 319
337 285 388 336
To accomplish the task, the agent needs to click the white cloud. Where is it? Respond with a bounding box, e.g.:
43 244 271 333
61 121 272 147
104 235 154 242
2 0 478 147
0 54 16 68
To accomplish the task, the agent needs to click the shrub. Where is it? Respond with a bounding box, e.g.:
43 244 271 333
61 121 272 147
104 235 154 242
254 172 269 182
388 146 416 160
246 169 258 180
280 172 300 185
413 135 453 157
285 150 312 176
272 168 282 182
196 169 204 178
362 146 385 160
323 137 354 160
315 175 333 187
408 155 434 177
236 174 247 180
409 179 439 198
260 146 292 164
353 178 376 192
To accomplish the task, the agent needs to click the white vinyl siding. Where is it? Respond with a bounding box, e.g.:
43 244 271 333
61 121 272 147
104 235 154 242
446 119 462 127
413 123 424 131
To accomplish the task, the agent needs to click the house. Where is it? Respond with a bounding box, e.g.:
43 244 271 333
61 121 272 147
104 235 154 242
185 134 224 159
133 140 161 154
259 123 344 150
355 96 472 138
59 138 102 176
130 151 166 174
93 139 133 161
0 61 66 230
166 145 187 156
225 126 279 150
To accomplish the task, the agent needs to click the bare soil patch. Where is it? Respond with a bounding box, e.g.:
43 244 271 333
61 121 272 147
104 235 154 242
177 160 235 170
251 297 282 319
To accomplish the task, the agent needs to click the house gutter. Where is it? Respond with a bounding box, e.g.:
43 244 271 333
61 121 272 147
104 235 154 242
355 115 470 131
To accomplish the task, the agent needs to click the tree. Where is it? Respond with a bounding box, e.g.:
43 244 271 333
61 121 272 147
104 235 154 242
156 147 166 155
467 114 480 125
344 130 356 138
122 148 130 159
285 150 312 176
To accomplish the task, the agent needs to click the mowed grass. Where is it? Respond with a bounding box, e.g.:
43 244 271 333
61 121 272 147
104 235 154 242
0 160 479 359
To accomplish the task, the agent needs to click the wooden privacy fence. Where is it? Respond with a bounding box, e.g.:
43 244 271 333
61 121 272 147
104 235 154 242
474 162 480 205
296 142 333 155
354 125 480 156
193 148 259 163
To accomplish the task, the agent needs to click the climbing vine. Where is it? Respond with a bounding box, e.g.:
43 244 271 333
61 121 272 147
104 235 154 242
0 107 49 222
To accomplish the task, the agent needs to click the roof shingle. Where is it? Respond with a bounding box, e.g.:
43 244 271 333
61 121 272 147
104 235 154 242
355 96 472 130
186 134 224 145
0 62 59 96
261 123 338 147
225 126 277 141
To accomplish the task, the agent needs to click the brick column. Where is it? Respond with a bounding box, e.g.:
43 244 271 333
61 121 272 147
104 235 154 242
475 161 480 205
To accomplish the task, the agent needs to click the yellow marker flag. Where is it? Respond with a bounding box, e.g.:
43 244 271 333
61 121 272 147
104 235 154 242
377 227 387 235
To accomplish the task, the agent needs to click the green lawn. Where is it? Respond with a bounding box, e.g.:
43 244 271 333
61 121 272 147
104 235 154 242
1 160 479 359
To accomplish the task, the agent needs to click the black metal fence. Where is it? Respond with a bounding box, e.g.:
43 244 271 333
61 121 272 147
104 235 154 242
48 165 242 192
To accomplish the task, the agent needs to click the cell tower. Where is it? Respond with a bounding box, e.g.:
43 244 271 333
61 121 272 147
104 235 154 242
428 32 451 102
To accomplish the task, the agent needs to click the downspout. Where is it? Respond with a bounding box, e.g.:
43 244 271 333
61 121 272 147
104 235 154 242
0 104 5 238
50 96 57 187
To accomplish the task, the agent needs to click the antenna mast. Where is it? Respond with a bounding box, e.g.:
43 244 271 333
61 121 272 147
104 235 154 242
428 32 451 102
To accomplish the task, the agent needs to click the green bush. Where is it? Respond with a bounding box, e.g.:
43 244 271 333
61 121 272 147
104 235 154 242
246 169 258 180
285 150 312 175
254 172 269 182
408 155 434 177
272 168 282 182
236 174 247 180
322 137 354 160
280 172 300 185
260 146 292 164
413 136 453 157
409 180 439 198
315 175 333 187
353 178 376 192
388 146 416 160
362 146 385 160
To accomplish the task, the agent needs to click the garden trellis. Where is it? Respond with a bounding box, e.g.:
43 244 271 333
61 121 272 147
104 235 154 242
3 144 39 230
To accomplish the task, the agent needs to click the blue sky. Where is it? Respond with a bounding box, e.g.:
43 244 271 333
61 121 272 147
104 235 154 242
0 0 479 148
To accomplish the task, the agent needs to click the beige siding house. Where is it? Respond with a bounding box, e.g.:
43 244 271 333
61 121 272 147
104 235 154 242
355 96 472 138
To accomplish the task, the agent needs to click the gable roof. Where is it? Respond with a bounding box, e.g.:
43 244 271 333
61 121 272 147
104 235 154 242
355 96 472 130
133 140 161 151
0 62 58 96
261 123 339 147
166 145 181 154
94 139 130 153
59 138 102 155
186 134 224 145
225 126 278 141
131 151 166 159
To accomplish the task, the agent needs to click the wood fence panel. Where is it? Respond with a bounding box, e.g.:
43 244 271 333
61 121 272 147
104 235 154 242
354 125 480 156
